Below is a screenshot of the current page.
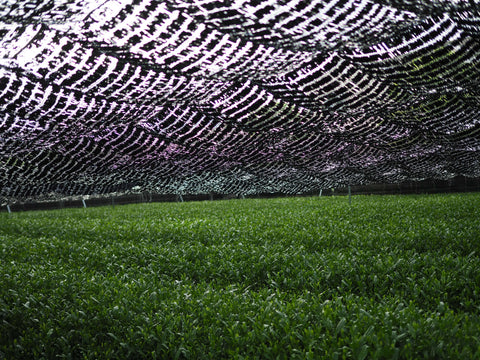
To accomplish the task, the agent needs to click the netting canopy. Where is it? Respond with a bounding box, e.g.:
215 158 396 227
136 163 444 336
1 0 480 201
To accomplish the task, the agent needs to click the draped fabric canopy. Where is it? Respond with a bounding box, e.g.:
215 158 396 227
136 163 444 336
1 0 479 201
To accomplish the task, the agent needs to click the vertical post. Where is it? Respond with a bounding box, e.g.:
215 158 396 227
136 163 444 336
319 189 322 197
240 194 245 199
178 194 184 202
348 185 352 205
82 199 87 208
7 205 11 214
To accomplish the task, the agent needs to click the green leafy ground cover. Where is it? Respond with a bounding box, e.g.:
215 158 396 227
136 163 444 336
1 193 480 359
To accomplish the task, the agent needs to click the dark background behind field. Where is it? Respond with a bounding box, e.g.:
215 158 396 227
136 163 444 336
3 175 480 212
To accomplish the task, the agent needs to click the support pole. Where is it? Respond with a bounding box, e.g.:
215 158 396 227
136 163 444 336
82 199 87 208
319 189 322 197
178 194 184 202
348 185 352 205
7 205 11 214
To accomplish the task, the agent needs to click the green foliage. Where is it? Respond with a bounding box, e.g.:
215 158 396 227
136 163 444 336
1 193 480 359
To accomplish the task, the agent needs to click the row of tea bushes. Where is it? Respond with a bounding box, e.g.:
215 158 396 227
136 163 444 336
1 193 479 358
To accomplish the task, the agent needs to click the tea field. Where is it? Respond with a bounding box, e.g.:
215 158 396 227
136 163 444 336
1 193 480 359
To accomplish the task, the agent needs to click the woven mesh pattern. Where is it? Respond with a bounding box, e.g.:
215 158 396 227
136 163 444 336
1 0 479 200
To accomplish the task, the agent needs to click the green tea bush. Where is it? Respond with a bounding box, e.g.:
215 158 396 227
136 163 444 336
1 193 480 358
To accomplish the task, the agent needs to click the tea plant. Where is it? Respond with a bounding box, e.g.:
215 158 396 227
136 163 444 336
1 193 480 359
